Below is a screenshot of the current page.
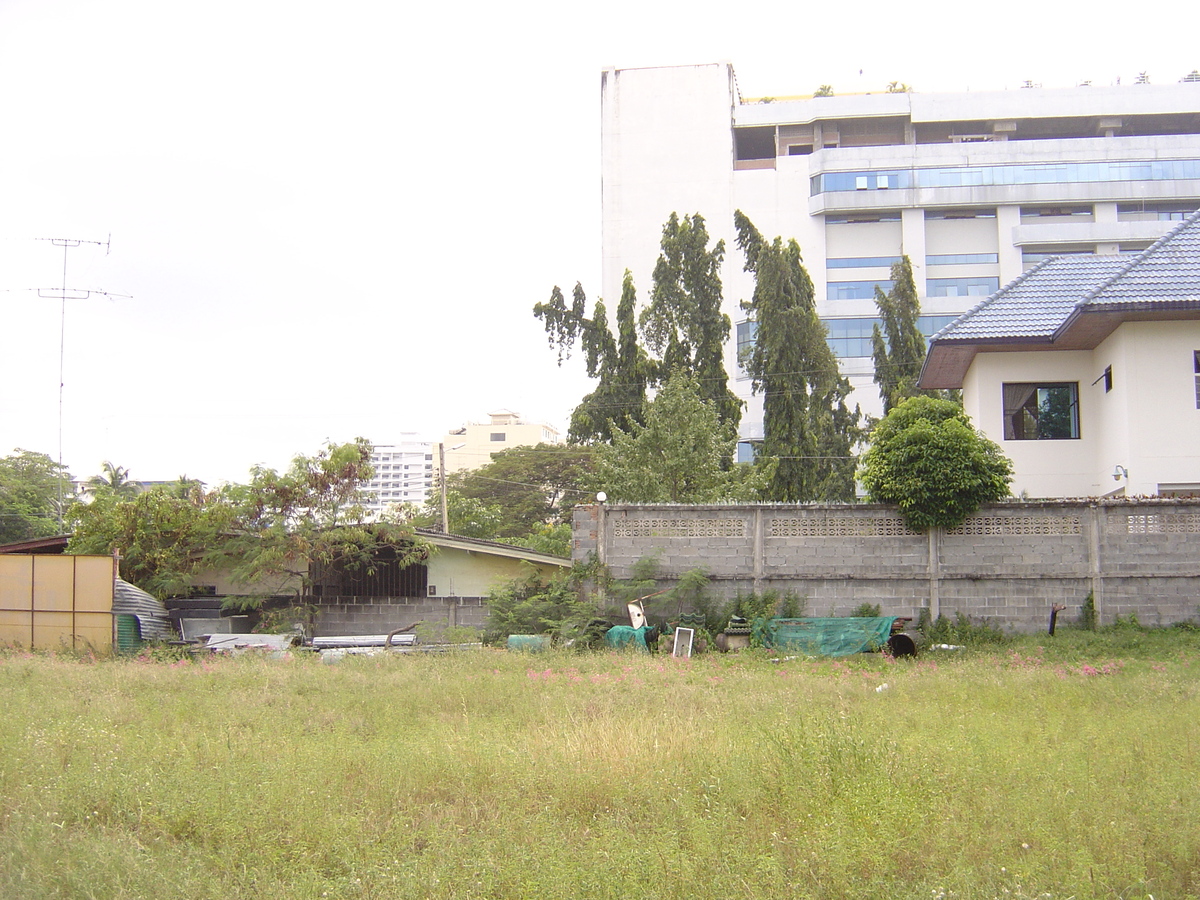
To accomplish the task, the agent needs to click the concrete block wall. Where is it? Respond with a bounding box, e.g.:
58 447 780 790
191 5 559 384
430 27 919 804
312 596 488 637
573 499 1200 632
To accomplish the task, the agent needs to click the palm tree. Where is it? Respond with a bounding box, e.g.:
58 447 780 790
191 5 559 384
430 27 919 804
84 461 140 498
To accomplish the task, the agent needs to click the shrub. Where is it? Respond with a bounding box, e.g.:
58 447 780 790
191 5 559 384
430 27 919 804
858 397 1012 531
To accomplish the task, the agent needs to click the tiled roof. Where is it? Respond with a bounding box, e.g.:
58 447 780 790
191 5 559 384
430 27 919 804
1084 210 1200 310
931 208 1200 343
931 256 1127 343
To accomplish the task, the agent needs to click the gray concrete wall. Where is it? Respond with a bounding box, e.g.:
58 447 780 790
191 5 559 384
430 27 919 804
573 500 1200 631
311 596 489 637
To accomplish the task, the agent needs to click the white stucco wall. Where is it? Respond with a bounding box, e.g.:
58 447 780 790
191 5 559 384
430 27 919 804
962 321 1200 498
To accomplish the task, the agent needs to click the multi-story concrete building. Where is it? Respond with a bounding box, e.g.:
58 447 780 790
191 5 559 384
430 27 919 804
600 63 1200 441
440 410 562 474
363 436 435 515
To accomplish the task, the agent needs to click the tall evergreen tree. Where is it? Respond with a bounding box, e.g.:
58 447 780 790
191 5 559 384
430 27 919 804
734 211 861 502
871 256 928 414
533 273 649 444
640 213 742 430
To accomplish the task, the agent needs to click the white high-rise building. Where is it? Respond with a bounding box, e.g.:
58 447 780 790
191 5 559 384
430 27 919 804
362 436 435 515
600 63 1200 444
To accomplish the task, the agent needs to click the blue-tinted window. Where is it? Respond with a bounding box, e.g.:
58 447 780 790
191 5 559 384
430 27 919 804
812 159 1200 196
736 441 758 464
926 253 999 266
828 280 892 300
827 256 903 269
821 315 960 358
927 277 999 297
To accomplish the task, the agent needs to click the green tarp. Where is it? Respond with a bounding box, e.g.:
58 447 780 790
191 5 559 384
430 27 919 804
755 616 898 657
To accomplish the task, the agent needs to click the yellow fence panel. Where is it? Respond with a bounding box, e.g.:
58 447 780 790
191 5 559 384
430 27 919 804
0 555 115 651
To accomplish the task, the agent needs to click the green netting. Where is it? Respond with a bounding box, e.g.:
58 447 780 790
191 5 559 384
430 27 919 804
754 616 898 657
604 624 653 652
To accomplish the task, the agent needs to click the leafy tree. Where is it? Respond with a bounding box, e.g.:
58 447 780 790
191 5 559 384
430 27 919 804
401 488 506 540
447 443 594 537
814 85 834 97
67 487 226 598
858 397 1012 531
69 439 428 601
0 449 74 543
734 212 861 502
641 212 742 430
213 438 427 598
871 256 930 414
508 523 573 558
593 371 767 503
534 274 650 444
83 461 141 498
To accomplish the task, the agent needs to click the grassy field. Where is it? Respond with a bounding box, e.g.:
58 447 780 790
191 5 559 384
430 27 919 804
1 630 1198 899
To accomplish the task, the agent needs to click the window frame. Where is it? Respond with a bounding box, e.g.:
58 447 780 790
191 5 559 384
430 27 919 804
1002 382 1081 441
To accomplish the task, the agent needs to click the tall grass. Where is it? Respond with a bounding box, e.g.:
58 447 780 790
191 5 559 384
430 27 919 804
1 632 1198 899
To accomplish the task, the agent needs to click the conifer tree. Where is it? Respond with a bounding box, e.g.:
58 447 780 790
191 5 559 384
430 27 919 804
871 256 928 414
734 211 861 501
640 213 742 431
533 273 649 444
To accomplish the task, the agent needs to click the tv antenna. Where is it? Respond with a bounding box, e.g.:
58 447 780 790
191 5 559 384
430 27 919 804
30 235 130 528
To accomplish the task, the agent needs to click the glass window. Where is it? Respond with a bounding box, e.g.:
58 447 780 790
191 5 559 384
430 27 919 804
811 159 1200 196
927 277 1000 297
926 253 999 266
827 256 903 269
1118 202 1200 222
736 320 758 370
828 280 892 300
490 433 506 442
820 315 958 358
1002 383 1080 440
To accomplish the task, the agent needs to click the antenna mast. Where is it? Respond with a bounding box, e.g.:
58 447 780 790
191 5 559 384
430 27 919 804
34 234 126 528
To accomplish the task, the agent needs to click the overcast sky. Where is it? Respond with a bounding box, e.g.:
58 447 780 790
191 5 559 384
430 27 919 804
2 0 1196 486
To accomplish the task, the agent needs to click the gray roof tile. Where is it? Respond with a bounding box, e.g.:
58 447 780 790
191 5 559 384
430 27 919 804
931 208 1200 343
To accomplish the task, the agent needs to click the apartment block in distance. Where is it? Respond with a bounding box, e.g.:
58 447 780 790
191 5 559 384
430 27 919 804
441 410 562 474
362 436 435 516
600 63 1200 441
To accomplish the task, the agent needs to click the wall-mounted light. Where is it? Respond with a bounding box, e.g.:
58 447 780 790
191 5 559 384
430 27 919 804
1113 465 1129 482
596 491 607 504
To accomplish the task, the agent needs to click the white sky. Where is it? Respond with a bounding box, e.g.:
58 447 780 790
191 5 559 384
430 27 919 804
1 0 1196 485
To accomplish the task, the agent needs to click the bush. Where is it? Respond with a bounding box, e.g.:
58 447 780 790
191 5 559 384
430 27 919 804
859 397 1012 531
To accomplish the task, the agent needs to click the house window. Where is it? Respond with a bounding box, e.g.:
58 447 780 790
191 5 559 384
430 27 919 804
490 432 506 442
1003 383 1080 440
1195 351 1200 409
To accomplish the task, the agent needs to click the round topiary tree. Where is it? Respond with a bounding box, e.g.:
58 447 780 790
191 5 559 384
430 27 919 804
859 396 1012 531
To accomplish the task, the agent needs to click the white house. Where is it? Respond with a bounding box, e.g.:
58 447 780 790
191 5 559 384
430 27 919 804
600 63 1200 442
919 209 1200 498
